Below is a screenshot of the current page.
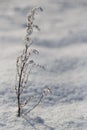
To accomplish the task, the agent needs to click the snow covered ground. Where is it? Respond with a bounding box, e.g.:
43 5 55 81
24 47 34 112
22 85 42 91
0 0 87 129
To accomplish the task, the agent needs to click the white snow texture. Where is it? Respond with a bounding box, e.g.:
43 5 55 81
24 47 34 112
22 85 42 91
0 0 87 130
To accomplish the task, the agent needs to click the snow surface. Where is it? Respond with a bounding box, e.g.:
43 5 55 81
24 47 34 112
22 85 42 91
0 0 87 129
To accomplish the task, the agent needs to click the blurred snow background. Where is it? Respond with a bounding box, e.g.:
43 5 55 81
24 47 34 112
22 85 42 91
0 0 87 130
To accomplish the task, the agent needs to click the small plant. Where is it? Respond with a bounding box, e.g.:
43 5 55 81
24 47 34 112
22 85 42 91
15 7 50 117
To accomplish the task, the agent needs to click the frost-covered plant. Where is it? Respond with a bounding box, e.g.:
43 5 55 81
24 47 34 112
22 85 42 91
15 7 50 117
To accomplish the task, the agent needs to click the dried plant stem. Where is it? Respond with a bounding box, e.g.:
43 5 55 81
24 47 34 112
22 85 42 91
15 7 43 117
15 7 50 117
24 93 43 115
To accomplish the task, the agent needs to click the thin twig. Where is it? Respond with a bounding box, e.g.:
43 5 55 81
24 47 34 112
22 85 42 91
24 93 43 115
